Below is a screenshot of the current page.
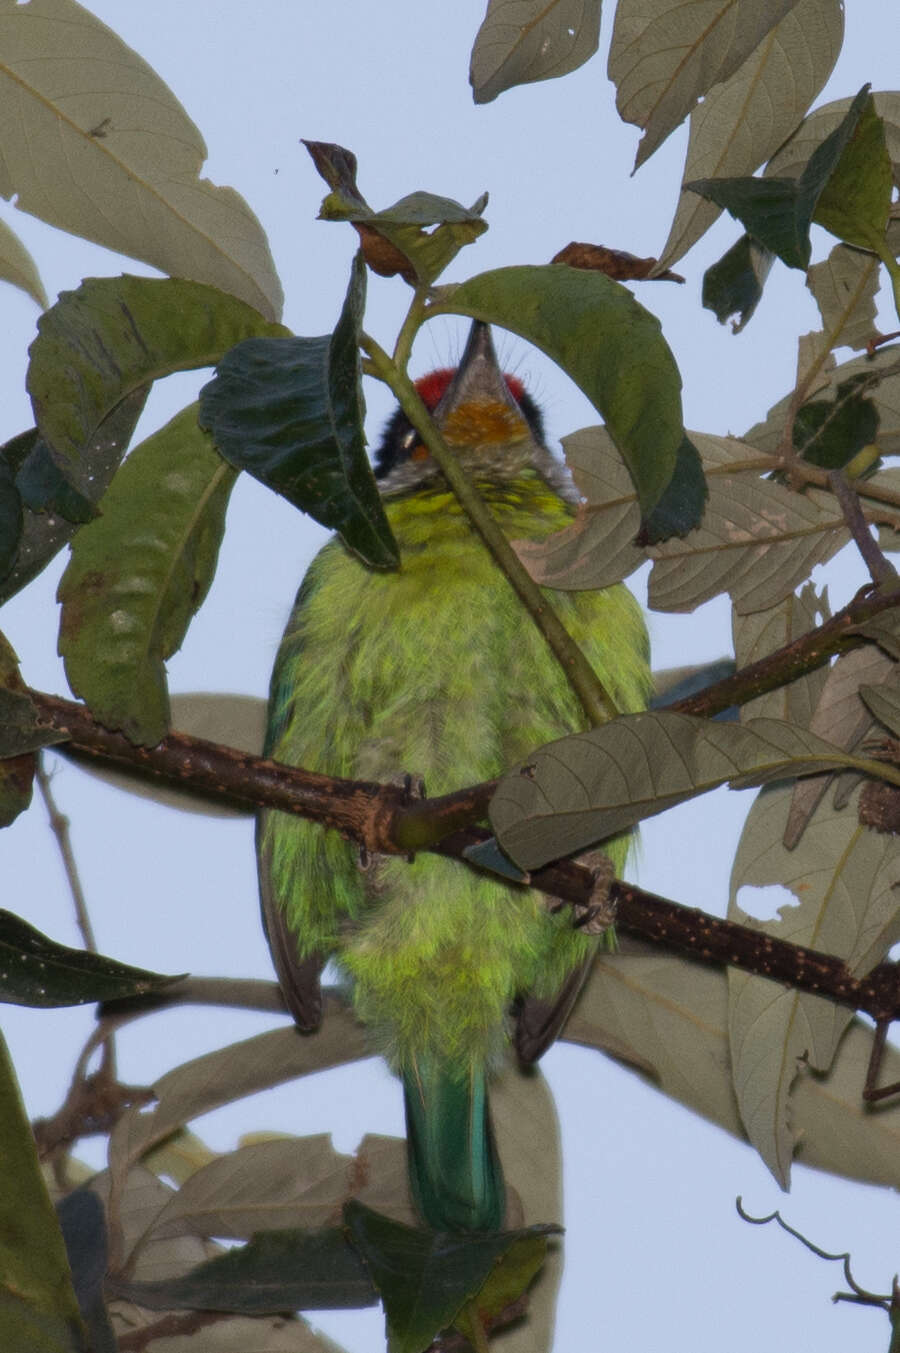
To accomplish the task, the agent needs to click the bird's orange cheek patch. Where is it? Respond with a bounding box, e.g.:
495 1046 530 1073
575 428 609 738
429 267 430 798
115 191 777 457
443 401 529 448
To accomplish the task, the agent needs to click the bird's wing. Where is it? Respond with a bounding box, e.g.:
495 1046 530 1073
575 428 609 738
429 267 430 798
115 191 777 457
257 819 325 1031
512 955 595 1066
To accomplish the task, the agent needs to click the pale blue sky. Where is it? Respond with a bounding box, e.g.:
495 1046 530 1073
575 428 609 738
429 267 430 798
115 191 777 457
1 4 898 1350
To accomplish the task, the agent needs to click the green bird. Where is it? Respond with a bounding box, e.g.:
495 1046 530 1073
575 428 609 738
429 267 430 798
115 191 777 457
257 322 651 1232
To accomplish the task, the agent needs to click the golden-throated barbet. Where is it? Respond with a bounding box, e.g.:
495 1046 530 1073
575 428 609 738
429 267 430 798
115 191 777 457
257 321 650 1232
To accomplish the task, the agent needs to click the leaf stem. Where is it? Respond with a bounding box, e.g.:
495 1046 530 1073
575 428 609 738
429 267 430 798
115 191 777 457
360 332 618 725
392 284 430 373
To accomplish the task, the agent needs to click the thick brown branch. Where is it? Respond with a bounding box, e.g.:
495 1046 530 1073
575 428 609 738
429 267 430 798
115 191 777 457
21 577 900 1030
33 689 407 853
669 581 900 720
432 828 900 1023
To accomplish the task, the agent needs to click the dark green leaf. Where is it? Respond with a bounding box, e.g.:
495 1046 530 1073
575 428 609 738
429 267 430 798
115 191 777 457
0 634 53 827
0 428 41 478
462 836 529 883
636 434 708 544
702 234 774 332
108 1227 377 1314
439 265 691 523
200 254 398 569
453 1231 550 1346
0 909 181 1007
814 93 894 252
344 1201 557 1353
793 374 880 468
0 1033 86 1352
0 455 23 580
16 443 96 524
687 86 873 270
0 390 149 607
55 1193 116 1353
303 140 370 216
58 404 236 745
28 275 287 469
0 689 66 758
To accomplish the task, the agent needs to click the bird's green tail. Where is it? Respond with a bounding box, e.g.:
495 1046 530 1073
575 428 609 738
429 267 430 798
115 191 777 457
403 1055 505 1233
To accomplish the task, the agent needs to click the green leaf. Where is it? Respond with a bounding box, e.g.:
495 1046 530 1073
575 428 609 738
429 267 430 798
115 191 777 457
860 683 900 739
745 345 900 458
108 1227 377 1314
462 837 529 883
490 711 895 870
0 1032 86 1352
813 92 894 253
15 442 96 525
0 0 281 319
0 909 180 1008
636 434 708 543
200 254 398 569
646 432 846 615
0 633 58 827
304 142 488 285
0 689 66 759
343 1201 557 1353
55 1193 116 1353
0 216 47 310
0 453 23 579
28 275 287 470
469 0 602 105
58 404 236 745
368 196 488 287
806 244 882 355
436 265 690 521
108 1003 370 1175
701 234 774 331
792 373 880 468
728 781 900 1187
453 1231 549 1347
563 943 900 1190
686 85 873 270
656 0 845 270
608 0 801 170
0 390 149 607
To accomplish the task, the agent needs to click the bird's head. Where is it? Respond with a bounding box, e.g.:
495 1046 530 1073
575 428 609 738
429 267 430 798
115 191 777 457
374 321 571 499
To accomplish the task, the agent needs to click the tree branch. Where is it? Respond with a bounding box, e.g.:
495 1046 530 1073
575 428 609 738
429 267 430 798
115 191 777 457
20 578 900 1028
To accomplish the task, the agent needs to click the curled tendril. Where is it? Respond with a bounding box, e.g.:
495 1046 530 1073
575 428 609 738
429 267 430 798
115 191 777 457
736 1197 895 1310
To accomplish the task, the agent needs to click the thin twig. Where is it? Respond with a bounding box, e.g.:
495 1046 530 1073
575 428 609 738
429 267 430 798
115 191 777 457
35 752 97 953
828 469 897 586
863 1018 900 1102
35 753 118 1094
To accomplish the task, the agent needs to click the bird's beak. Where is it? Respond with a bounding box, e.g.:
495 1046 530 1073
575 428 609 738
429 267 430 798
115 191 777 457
431 321 532 451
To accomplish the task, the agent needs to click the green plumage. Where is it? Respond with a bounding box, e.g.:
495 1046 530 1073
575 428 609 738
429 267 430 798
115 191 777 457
258 466 650 1232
